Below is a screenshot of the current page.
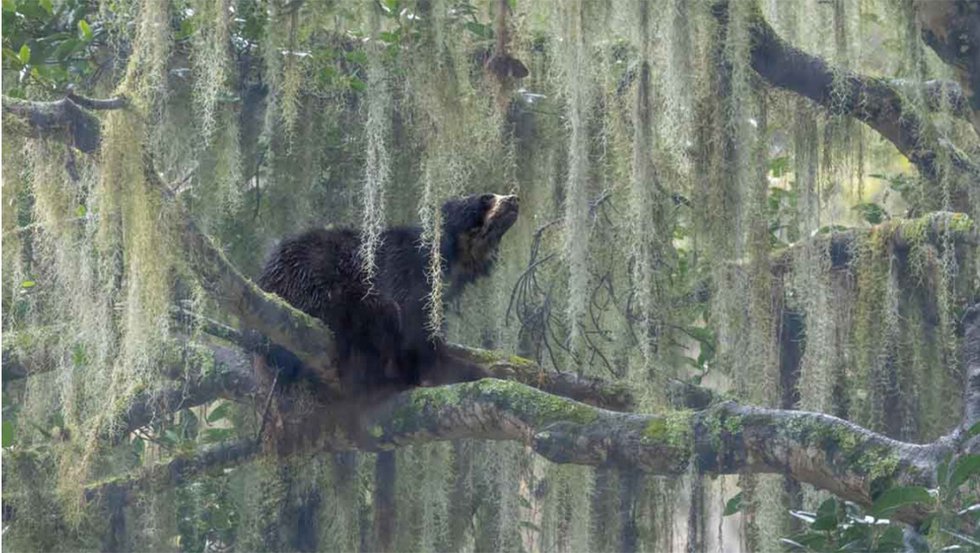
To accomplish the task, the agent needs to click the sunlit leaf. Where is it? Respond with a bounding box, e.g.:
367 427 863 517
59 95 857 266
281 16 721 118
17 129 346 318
950 455 980 490
78 20 92 40
723 492 743 516
769 156 790 178
852 202 889 225
200 428 233 443
465 21 493 39
18 44 30 64
131 437 145 458
2 420 13 447
206 401 232 424
870 486 933 517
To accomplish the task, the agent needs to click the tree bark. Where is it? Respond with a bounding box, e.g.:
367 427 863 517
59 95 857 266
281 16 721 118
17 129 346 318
712 1 980 209
914 0 980 136
85 374 968 526
2 92 125 153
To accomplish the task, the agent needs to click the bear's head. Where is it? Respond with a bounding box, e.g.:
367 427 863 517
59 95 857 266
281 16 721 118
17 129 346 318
440 193 519 295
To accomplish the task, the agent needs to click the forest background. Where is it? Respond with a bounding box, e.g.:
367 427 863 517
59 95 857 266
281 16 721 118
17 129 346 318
3 0 980 551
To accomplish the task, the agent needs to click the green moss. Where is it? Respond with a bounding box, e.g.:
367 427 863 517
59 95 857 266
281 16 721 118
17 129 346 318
386 380 600 436
948 212 974 233
368 425 384 439
642 410 693 448
507 355 536 368
644 418 667 440
723 414 743 435
854 446 899 481
454 346 536 370
783 417 900 481
476 379 599 426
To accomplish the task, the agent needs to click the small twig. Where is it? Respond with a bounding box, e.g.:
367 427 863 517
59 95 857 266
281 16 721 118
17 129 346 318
255 370 280 442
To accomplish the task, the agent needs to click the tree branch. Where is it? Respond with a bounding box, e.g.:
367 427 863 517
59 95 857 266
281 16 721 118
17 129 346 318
141 152 343 391
914 0 980 136
963 304 980 428
111 344 258 441
84 439 260 504
169 307 637 410
769 211 978 274
1 92 126 153
712 1 980 204
86 379 949 525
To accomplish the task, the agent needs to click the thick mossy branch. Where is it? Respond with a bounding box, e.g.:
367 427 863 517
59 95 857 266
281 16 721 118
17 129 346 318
445 344 635 410
141 152 342 390
112 344 258 441
770 212 978 273
91 379 949 525
356 382 947 524
711 1 980 203
914 0 980 136
84 439 259 504
1 93 125 153
1 327 63 381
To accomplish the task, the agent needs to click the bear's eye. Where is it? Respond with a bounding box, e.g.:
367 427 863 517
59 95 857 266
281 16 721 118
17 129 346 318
479 193 495 207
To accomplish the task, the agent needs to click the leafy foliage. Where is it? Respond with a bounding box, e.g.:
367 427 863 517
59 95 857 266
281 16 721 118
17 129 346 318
775 453 980 552
1 0 102 94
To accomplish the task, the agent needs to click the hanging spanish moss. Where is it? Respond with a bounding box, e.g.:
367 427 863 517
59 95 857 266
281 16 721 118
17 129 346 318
558 0 592 359
125 0 171 106
626 0 658 374
5 0 980 550
189 0 231 142
358 2 391 283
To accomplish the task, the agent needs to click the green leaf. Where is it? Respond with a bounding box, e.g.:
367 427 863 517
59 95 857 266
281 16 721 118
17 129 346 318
206 401 232 424
131 436 144 458
38 0 50 14
2 420 13 447
967 421 980 440
200 428 233 443
2 0 16 13
870 486 933 517
950 454 980 489
874 526 905 552
785 532 827 550
464 21 493 39
71 343 88 367
18 44 30 64
507 0 516 9
811 497 839 530
76 205 87 217
723 492 743 516
162 428 181 446
378 30 399 44
852 202 889 225
768 156 790 178
810 514 838 531
938 453 952 491
78 20 92 40
348 76 366 91
20 280 35 288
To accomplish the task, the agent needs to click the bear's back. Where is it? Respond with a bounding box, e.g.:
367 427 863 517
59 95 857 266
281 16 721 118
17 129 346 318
258 227 363 321
259 225 435 330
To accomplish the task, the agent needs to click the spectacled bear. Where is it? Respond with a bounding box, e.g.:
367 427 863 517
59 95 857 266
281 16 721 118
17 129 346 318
258 193 519 391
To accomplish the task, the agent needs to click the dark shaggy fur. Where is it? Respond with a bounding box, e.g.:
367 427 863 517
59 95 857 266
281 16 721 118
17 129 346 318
258 193 519 390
